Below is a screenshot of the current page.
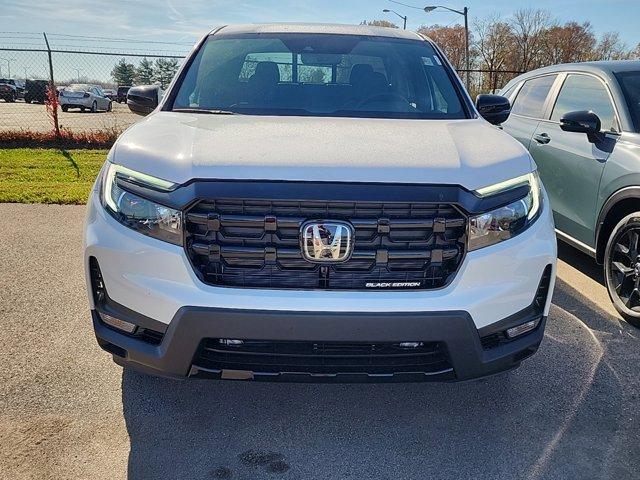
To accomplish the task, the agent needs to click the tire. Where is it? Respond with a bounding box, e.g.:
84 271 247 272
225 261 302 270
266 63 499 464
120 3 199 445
107 101 112 112
61 105 68 112
604 212 640 328
24 98 31 104
91 101 97 113
8 92 16 103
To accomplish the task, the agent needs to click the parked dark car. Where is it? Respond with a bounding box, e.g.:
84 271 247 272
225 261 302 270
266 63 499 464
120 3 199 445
116 85 131 103
103 88 117 101
500 61 640 327
24 79 48 103
0 78 17 102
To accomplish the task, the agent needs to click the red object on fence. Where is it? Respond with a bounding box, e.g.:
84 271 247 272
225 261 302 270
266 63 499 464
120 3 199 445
44 83 61 138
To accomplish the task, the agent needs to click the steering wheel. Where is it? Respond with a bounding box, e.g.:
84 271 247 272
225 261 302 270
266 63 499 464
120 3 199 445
357 92 409 108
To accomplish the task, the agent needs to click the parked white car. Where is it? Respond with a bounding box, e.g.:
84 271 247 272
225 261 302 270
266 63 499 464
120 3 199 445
60 84 112 112
84 23 557 382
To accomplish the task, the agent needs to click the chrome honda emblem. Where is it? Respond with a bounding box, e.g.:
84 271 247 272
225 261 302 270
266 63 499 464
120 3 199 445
301 221 354 263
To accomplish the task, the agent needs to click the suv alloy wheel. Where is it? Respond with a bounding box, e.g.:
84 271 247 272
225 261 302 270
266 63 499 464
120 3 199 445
604 213 640 327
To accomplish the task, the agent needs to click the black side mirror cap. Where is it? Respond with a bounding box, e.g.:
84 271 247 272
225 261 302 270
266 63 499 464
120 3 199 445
476 94 511 125
560 110 603 143
127 85 160 116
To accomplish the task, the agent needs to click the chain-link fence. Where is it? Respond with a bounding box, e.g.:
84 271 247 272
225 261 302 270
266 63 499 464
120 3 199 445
0 32 188 135
0 32 524 136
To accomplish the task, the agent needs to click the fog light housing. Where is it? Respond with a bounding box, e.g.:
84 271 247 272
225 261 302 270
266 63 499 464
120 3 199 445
99 311 137 334
505 319 540 339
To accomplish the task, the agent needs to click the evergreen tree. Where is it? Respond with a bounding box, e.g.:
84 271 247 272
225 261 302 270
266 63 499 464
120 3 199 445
136 57 154 85
111 58 136 86
152 58 180 88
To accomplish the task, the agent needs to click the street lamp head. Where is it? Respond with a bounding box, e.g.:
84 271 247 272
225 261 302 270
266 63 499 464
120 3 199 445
424 6 437 12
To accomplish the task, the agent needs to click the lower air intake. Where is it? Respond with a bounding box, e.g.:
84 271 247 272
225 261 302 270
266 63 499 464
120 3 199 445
191 339 454 379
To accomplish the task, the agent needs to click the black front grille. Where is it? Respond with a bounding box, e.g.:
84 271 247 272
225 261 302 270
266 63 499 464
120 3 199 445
193 339 452 377
185 197 467 290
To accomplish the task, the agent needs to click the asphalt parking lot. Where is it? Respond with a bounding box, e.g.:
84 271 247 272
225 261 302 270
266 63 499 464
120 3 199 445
0 100 139 132
1 203 639 480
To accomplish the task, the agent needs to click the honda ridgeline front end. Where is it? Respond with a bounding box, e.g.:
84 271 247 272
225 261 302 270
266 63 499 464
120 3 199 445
84 24 557 382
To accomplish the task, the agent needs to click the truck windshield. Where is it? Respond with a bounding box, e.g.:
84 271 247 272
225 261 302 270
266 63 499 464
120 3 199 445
615 71 640 132
171 33 466 119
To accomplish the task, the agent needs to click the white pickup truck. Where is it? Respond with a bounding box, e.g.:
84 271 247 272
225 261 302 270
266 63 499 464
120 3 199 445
84 23 556 382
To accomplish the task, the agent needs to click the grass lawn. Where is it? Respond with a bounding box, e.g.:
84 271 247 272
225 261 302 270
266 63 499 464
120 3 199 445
0 148 107 204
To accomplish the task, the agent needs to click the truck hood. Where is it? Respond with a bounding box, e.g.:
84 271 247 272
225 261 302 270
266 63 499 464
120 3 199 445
113 112 533 191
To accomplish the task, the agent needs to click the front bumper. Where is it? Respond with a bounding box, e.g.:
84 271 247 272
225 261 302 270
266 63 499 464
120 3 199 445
93 300 547 382
85 185 556 382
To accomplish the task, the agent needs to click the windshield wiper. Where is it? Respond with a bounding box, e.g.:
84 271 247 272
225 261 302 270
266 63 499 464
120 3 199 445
172 108 237 115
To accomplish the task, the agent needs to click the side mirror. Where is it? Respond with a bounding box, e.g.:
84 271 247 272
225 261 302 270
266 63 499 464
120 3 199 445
560 110 603 143
476 94 511 125
127 85 159 116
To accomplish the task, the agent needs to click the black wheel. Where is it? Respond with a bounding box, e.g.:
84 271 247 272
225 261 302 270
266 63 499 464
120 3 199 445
107 101 112 112
24 98 31 104
61 105 68 112
8 92 16 102
604 213 640 328
91 101 97 113
80 106 85 112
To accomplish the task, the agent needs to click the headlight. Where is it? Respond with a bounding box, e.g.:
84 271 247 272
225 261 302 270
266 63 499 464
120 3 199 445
101 163 182 245
468 172 543 251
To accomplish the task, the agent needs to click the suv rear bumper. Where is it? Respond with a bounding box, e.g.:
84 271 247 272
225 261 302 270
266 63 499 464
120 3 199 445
93 300 547 382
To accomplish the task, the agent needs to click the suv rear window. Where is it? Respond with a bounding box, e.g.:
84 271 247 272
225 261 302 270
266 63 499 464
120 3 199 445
511 75 557 118
171 33 466 119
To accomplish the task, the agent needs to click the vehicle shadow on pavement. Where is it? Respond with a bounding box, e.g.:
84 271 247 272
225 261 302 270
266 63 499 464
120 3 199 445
121 279 639 480
557 241 604 285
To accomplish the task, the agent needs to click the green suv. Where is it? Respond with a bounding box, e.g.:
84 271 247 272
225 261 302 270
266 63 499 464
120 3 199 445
500 61 640 326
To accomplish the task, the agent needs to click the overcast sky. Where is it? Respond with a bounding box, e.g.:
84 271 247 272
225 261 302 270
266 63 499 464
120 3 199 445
1 0 639 48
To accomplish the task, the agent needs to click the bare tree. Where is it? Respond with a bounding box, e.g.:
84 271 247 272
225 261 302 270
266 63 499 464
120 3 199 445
593 32 632 60
474 17 515 92
418 24 470 70
360 20 398 29
541 22 596 64
510 9 552 71
412 8 636 95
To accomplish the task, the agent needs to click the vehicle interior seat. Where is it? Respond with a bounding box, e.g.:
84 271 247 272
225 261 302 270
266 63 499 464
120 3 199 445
349 64 390 102
247 61 281 104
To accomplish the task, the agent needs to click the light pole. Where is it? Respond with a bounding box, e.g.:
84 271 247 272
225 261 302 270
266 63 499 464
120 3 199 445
0 57 15 78
382 9 407 30
424 5 470 91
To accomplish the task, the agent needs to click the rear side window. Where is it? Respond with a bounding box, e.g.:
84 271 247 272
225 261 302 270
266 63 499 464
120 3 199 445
615 71 640 132
511 75 557 118
500 82 520 100
551 74 618 132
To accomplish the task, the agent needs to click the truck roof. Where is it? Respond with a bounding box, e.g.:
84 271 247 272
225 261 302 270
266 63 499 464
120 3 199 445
213 23 425 41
